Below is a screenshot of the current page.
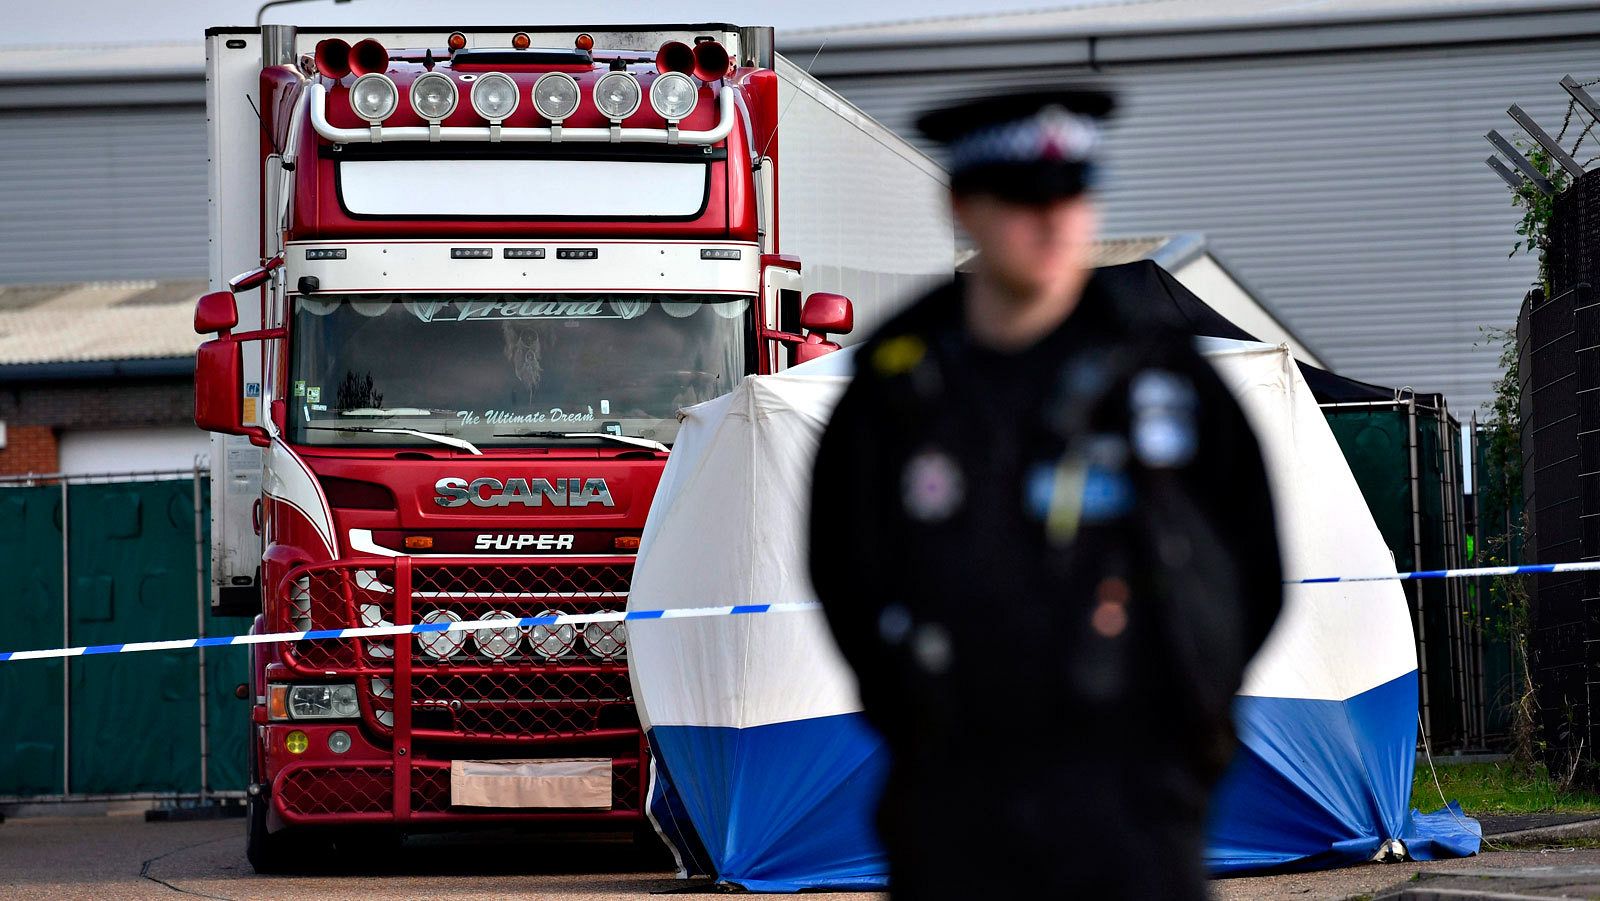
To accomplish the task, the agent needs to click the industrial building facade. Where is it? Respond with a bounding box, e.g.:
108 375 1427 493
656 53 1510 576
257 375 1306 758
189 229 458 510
788 0 1600 410
1 2 1598 413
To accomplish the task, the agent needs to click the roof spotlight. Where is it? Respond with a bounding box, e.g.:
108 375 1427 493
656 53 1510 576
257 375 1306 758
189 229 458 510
650 72 698 122
532 71 580 122
349 72 398 123
410 71 459 122
594 71 642 121
470 71 519 122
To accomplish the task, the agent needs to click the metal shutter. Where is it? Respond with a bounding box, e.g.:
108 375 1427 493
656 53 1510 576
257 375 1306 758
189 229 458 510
0 104 208 284
822 38 1600 410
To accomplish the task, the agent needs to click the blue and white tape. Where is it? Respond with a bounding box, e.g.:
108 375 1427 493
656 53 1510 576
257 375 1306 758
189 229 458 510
0 603 820 664
1288 559 1600 584
0 560 1588 663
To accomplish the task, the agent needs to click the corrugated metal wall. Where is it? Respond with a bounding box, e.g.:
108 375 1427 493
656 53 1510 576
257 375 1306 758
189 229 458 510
0 104 208 284
1 32 1590 410
821 38 1596 410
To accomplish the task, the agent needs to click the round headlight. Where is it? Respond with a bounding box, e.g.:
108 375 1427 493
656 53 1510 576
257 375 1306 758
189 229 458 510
328 730 352 754
527 609 578 660
593 72 642 121
473 609 524 661
532 72 580 121
470 71 519 121
416 609 465 659
649 72 698 121
349 73 398 123
582 619 627 660
409 71 458 121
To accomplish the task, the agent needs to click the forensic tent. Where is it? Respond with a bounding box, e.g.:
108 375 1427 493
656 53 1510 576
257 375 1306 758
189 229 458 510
628 338 1479 890
1196 337 1480 872
627 373 884 891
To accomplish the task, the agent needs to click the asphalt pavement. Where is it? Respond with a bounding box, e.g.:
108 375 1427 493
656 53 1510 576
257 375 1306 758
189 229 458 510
8 811 1600 900
0 813 882 900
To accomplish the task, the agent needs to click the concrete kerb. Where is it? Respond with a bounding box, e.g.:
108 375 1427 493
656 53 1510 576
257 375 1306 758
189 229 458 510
1485 817 1600 845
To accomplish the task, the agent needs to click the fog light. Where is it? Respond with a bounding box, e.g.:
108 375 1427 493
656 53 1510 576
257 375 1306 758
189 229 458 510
328 730 352 754
285 730 309 754
583 619 627 660
473 610 524 661
417 609 465 659
527 609 578 660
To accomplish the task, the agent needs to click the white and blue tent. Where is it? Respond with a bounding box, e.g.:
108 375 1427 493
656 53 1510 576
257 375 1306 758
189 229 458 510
1197 337 1480 872
627 340 1478 891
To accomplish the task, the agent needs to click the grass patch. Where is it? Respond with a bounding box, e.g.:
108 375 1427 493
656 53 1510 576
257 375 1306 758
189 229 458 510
1411 761 1600 815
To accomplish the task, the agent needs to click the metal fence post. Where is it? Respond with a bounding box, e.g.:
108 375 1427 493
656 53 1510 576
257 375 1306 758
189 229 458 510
1408 397 1432 745
193 461 210 798
59 478 69 796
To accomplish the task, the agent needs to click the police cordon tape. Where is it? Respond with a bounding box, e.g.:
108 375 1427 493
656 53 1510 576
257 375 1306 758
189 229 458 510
1 559 1596 664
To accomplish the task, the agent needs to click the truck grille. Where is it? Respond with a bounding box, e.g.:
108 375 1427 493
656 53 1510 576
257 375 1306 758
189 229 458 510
278 559 637 744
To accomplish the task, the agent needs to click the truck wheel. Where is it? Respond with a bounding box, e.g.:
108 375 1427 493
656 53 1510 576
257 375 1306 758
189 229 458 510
245 789 300 874
245 720 300 874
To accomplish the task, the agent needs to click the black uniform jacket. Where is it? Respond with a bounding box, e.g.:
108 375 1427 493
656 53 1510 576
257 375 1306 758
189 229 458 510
807 268 1283 899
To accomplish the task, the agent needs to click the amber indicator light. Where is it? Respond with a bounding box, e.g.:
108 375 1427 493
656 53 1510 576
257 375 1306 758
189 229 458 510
614 536 642 550
447 32 467 52
512 32 531 50
405 536 435 549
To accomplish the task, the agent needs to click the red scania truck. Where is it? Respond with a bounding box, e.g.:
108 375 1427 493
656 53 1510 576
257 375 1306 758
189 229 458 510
194 23 950 870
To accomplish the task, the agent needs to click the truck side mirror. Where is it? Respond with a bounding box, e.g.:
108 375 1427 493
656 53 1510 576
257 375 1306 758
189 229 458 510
799 292 853 336
194 290 239 335
194 338 269 445
791 293 854 366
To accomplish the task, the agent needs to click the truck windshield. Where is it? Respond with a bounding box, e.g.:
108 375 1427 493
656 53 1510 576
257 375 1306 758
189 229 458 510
287 294 752 449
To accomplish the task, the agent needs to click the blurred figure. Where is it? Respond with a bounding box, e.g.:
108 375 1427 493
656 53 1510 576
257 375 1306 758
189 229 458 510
807 89 1283 899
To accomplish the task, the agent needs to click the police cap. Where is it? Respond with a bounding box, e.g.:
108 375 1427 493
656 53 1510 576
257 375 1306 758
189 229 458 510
916 87 1116 203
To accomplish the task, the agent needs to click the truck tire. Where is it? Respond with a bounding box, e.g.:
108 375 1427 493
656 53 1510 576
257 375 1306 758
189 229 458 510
245 722 300 874
246 789 300 874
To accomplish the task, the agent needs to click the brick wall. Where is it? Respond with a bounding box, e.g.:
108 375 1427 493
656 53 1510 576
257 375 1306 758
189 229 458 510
0 379 191 432
0 424 58 476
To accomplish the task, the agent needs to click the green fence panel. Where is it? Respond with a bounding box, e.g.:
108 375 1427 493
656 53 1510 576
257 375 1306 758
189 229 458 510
1324 406 1485 749
0 485 65 796
66 480 208 794
202 478 254 792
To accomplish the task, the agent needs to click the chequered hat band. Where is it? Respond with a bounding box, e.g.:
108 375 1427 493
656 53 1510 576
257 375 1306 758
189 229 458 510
946 105 1101 172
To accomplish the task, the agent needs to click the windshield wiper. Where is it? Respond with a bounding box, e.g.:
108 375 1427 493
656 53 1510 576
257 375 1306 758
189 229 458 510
306 425 483 456
496 430 669 454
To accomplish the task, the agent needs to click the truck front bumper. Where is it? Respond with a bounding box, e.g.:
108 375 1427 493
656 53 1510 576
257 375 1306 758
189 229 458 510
262 723 644 827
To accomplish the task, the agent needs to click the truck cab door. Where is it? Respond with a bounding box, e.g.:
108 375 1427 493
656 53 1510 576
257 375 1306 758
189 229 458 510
760 257 803 373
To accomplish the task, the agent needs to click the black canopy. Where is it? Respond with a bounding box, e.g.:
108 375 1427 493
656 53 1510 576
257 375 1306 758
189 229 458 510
1097 260 1395 404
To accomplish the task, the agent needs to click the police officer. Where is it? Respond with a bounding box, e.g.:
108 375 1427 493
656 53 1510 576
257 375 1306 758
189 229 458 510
807 88 1282 899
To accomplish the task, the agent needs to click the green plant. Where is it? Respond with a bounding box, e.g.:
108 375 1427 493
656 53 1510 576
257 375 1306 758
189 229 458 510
1475 325 1536 769
1507 145 1570 294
